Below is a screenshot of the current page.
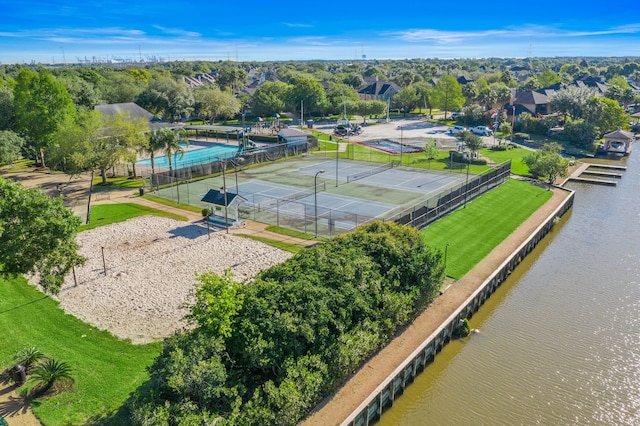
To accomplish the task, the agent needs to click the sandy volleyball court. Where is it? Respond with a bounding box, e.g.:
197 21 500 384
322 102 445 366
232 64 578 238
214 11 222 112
51 217 293 344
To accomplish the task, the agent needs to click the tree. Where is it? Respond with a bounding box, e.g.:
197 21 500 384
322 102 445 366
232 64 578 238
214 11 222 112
490 82 512 104
523 144 569 188
161 128 185 175
423 140 439 168
498 122 512 140
413 81 434 115
49 109 103 177
0 84 15 131
85 111 150 183
136 76 194 121
606 75 634 108
392 86 419 116
216 66 248 93
549 86 597 121
193 86 241 124
584 97 630 134
146 128 173 178
287 77 328 118
431 75 464 118
342 73 364 89
185 269 245 338
13 68 77 167
0 177 85 294
457 130 483 158
536 69 561 88
477 87 497 110
0 130 24 165
461 82 478 105
251 81 290 118
325 83 359 117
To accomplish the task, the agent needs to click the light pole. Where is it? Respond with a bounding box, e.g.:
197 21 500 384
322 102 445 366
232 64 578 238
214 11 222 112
397 125 403 165
314 170 325 238
464 158 471 208
444 243 449 269
511 105 516 141
234 157 244 194
222 160 229 234
335 136 339 187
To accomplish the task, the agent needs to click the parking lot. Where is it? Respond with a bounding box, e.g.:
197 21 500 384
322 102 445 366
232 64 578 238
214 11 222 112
313 118 496 150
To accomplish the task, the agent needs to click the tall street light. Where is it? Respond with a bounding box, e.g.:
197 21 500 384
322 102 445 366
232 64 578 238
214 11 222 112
397 125 404 165
222 160 229 234
234 157 245 194
314 169 325 238
464 158 471 208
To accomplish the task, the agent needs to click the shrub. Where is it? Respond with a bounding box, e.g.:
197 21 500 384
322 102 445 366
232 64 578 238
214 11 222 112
453 318 471 338
513 132 530 141
14 347 44 373
201 207 212 217
30 358 73 397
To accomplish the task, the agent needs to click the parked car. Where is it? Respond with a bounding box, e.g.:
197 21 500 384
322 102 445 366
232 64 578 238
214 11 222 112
449 125 466 134
471 126 492 136
334 124 362 136
451 111 463 119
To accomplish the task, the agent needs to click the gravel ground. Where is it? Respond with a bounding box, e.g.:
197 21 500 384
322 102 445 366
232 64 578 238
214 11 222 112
51 216 293 344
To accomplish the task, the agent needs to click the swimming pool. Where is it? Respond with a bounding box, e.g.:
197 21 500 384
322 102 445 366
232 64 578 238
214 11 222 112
137 142 240 169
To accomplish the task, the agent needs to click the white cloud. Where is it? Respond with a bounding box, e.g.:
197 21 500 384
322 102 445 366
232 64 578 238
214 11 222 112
152 26 201 38
283 22 313 28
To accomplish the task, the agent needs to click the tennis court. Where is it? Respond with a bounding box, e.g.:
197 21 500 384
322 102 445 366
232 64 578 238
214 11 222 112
153 156 477 236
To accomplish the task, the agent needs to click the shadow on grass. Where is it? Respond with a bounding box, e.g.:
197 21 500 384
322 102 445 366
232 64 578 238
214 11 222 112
84 380 154 426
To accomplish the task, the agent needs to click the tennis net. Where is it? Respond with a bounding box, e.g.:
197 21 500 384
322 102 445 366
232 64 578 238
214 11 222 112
346 162 397 183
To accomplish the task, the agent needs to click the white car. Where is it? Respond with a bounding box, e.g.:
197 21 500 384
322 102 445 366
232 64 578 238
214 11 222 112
471 126 492 136
449 125 466 134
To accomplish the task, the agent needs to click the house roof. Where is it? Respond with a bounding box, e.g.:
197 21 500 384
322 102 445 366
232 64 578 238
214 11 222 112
201 189 245 206
513 90 549 105
94 102 179 130
358 81 400 97
603 129 635 140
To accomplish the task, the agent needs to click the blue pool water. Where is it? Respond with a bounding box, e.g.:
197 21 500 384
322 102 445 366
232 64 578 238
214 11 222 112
137 142 239 169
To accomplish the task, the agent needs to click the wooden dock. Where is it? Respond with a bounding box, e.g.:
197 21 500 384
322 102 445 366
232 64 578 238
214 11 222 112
562 162 624 186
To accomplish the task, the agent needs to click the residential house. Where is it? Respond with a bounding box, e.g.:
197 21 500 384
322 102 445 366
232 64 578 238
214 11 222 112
94 102 181 130
358 78 400 101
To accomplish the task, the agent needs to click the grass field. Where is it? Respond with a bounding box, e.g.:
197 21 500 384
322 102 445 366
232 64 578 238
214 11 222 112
78 203 187 231
481 146 533 177
0 276 161 425
421 179 553 279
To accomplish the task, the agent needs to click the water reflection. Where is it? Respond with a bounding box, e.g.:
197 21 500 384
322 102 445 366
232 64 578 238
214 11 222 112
378 154 640 425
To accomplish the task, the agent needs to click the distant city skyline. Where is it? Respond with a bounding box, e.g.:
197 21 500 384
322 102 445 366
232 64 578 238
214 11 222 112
1 1 640 64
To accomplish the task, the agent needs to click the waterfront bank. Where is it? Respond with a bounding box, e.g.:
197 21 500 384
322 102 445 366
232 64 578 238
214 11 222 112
302 185 573 426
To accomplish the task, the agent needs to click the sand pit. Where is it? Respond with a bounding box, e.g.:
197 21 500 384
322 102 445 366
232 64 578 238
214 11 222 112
51 217 293 344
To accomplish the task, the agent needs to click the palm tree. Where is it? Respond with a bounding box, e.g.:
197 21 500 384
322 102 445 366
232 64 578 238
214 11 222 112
146 129 171 176
13 347 44 373
30 358 72 396
163 130 187 176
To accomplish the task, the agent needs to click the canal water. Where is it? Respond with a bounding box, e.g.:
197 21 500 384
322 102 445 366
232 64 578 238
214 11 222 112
378 152 640 425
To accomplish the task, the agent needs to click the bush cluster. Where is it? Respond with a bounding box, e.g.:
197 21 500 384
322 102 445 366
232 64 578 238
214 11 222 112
131 221 445 425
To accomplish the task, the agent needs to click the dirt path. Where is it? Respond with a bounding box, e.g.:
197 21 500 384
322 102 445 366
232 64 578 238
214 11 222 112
302 187 571 426
0 381 41 426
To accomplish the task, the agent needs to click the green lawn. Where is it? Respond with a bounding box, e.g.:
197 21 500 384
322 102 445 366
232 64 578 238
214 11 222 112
0 276 161 425
481 146 533 177
234 234 306 253
421 179 553 279
79 203 187 231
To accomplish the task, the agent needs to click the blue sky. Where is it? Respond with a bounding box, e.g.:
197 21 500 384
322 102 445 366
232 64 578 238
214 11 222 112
1 0 640 64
